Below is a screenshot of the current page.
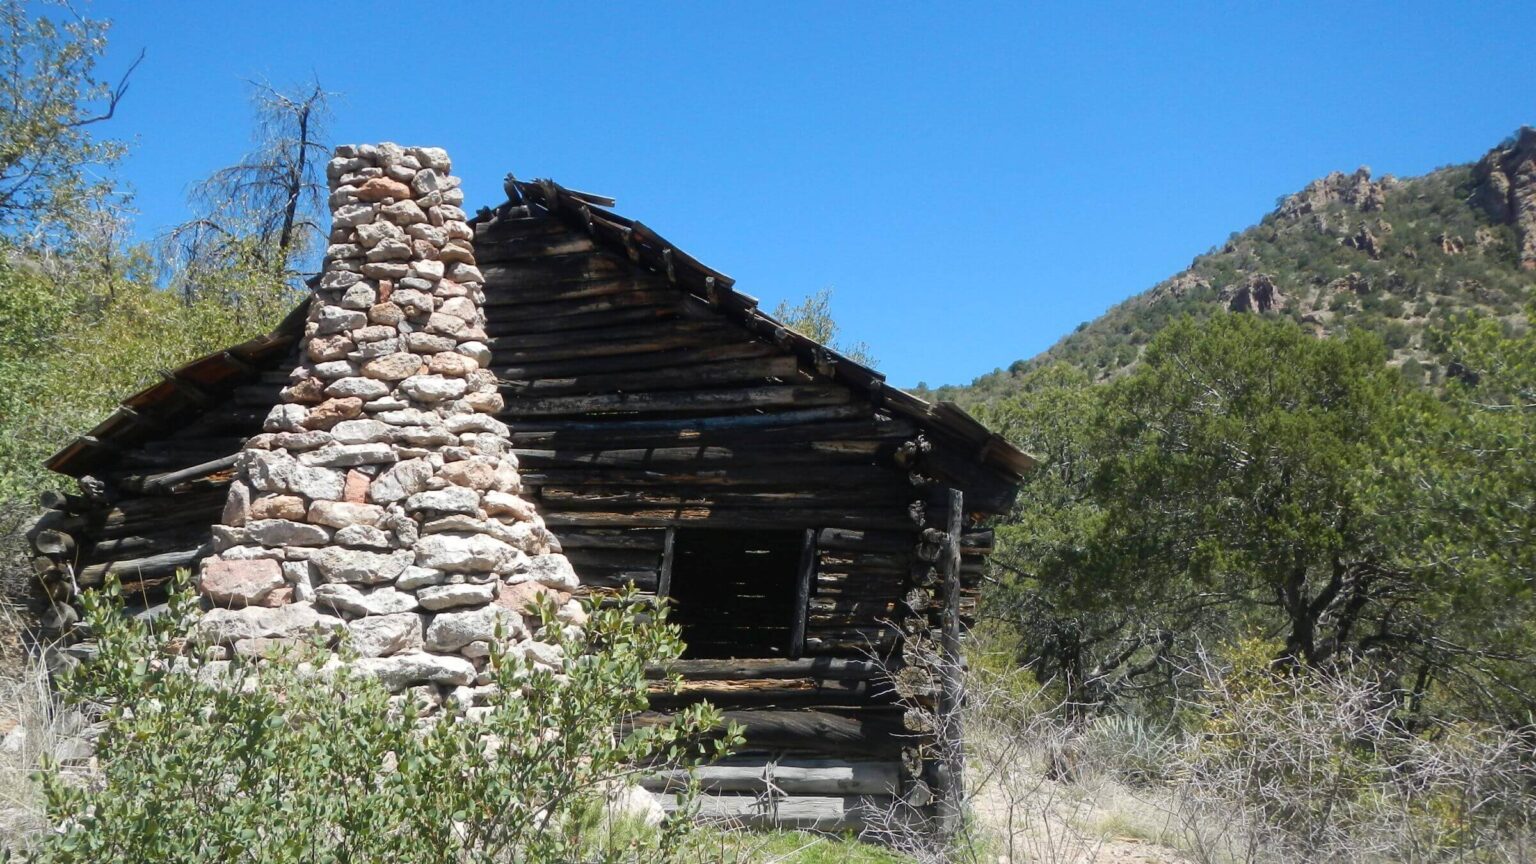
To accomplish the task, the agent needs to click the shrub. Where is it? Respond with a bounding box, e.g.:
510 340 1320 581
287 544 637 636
13 577 741 863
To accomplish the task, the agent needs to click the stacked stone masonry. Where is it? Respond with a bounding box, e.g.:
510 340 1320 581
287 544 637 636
194 144 584 707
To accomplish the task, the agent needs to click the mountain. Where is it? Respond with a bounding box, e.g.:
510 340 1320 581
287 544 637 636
920 128 1536 406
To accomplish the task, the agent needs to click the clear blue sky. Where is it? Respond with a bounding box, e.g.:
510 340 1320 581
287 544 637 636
92 1 1531 387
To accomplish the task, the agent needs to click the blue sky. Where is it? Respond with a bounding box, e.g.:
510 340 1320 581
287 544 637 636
92 1 1531 387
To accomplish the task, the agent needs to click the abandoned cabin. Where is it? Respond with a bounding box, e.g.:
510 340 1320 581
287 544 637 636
28 144 1032 834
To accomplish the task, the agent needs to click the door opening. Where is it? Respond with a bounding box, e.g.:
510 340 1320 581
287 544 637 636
667 528 801 659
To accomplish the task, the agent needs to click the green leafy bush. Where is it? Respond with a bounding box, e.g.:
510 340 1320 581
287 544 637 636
14 577 740 863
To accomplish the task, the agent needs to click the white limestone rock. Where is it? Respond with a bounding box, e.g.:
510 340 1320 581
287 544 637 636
195 603 344 645
524 554 579 591
369 458 433 503
405 487 479 517
414 532 514 573
417 582 496 611
356 652 475 691
423 605 524 652
244 519 332 547
314 583 419 617
310 547 414 585
345 613 424 658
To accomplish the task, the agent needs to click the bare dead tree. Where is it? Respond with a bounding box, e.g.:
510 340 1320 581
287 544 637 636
165 80 331 303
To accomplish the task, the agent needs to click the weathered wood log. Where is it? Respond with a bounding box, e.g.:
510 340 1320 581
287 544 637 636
501 385 852 419
644 658 886 681
508 416 915 450
646 678 875 709
935 488 966 839
33 529 75 557
128 454 241 494
76 546 208 587
555 529 668 550
628 708 909 756
651 792 894 831
493 318 732 353
501 356 808 399
494 341 779 382
640 758 900 795
540 506 913 532
816 527 917 553
791 527 817 659
532 487 911 511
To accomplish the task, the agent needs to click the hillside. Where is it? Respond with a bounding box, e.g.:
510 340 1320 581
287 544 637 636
921 128 1536 405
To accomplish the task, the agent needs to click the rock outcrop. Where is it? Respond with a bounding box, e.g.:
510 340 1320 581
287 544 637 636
1222 273 1283 313
1277 167 1389 220
195 144 580 705
1472 126 1536 269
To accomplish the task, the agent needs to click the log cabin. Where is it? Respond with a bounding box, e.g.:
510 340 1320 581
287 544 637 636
29 166 1032 837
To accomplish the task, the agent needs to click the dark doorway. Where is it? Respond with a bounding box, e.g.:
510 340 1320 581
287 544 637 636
668 529 801 659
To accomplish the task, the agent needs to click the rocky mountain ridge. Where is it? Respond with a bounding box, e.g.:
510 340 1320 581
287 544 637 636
921 128 1535 404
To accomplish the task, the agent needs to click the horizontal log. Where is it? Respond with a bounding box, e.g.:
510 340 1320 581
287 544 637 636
77 546 208 587
645 658 887 681
492 318 728 352
652 793 894 831
816 528 918 553
495 341 779 382
534 488 913 511
484 286 673 320
509 417 914 451
647 678 875 709
502 385 851 419
541 508 915 531
480 252 631 291
472 231 597 264
501 355 806 398
130 454 241 494
485 303 681 337
514 439 900 472
641 758 901 795
555 529 668 551
629 708 910 756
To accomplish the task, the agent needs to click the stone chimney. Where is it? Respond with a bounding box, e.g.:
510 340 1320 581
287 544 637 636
194 144 581 701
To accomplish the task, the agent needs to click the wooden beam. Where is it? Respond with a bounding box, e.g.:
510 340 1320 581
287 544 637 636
936 487 965 839
656 526 677 600
644 657 885 681
640 758 900 795
790 527 816 659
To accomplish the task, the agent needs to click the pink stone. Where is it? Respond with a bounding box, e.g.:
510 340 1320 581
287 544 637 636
496 581 568 616
200 558 285 608
354 176 412 203
262 586 295 608
250 495 307 521
303 397 364 430
343 470 371 503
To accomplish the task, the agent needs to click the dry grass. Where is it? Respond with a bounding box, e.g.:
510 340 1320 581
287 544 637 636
0 600 63 847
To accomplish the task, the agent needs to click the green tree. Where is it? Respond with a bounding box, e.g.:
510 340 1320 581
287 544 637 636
985 314 1535 723
772 287 876 368
0 0 138 244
